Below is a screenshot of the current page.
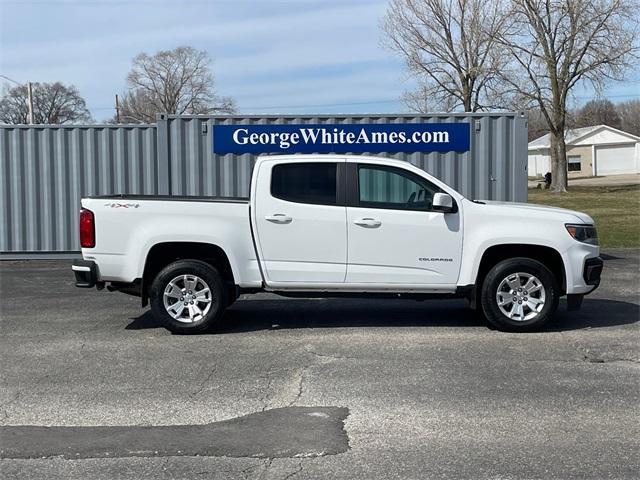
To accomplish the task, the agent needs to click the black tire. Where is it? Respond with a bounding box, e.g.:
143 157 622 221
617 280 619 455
480 257 559 332
150 260 225 334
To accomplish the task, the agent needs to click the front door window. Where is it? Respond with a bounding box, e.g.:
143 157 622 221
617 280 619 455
357 165 440 211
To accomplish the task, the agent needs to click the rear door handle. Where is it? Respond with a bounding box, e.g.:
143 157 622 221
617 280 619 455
265 214 292 224
354 217 382 228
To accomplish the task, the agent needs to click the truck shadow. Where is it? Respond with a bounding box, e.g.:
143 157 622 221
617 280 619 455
126 298 639 333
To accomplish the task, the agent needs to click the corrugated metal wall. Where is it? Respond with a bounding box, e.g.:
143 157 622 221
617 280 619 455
0 125 158 254
161 113 528 201
0 113 527 256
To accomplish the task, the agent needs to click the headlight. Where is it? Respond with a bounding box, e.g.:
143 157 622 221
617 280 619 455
565 224 598 245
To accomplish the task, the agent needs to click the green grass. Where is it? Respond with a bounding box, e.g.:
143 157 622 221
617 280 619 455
528 185 640 248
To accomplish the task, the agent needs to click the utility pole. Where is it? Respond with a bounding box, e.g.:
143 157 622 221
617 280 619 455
115 94 120 123
27 82 34 124
0 74 35 124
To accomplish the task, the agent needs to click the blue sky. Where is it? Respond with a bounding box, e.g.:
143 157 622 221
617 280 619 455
0 0 638 122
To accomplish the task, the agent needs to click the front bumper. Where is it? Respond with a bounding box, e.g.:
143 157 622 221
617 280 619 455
565 256 603 311
583 256 603 288
72 259 98 288
563 239 602 294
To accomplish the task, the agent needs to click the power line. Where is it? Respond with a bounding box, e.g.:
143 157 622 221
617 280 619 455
88 98 402 111
0 74 22 85
238 99 402 111
86 98 402 112
81 91 640 113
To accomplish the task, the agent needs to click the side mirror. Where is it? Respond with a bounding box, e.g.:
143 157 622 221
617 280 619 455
432 192 455 213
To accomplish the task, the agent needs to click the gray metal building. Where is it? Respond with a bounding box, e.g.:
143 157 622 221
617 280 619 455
0 112 528 257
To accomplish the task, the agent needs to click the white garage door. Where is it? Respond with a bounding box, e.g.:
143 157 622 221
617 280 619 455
527 153 550 176
595 144 637 175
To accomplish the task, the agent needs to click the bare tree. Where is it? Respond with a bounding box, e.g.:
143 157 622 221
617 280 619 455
616 99 640 136
382 0 511 112
528 108 551 142
116 46 235 123
498 0 639 192
0 82 92 124
572 99 621 129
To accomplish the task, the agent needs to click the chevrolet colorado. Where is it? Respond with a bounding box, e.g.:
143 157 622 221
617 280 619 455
72 155 602 333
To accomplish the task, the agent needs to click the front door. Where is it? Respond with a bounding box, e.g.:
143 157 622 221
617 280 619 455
346 163 463 285
253 160 347 284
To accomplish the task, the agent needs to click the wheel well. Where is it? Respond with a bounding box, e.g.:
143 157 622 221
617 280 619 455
142 242 236 305
476 244 566 294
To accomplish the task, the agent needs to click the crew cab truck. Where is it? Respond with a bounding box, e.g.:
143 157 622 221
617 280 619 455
72 155 603 333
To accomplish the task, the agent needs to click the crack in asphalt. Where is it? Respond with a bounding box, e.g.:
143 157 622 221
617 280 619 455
240 462 263 480
185 344 353 419
260 376 274 412
2 371 52 421
0 391 21 420
287 368 306 407
189 366 217 399
282 345 362 409
259 344 358 413
256 457 273 480
282 460 304 480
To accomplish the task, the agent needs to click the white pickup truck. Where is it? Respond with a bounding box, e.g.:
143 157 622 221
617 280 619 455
72 154 602 333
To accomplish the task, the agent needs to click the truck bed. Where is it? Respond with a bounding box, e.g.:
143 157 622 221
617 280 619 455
81 196 258 284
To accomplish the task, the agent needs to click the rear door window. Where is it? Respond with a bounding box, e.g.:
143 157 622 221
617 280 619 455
271 163 337 205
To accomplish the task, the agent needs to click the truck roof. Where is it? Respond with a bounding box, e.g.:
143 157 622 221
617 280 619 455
255 153 465 201
257 154 410 168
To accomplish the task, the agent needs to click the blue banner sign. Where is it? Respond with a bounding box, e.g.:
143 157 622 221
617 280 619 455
213 123 470 154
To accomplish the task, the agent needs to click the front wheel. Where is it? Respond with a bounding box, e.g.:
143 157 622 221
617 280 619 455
480 258 559 332
150 260 225 334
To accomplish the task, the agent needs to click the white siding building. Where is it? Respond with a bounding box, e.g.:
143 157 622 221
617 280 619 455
528 125 640 177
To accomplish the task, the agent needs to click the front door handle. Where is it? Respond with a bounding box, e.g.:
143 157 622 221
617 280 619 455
265 214 292 224
354 217 382 228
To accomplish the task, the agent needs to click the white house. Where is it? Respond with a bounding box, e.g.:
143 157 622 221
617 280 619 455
528 125 640 177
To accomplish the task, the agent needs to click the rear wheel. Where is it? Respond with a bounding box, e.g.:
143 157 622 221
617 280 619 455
480 257 559 332
150 260 225 334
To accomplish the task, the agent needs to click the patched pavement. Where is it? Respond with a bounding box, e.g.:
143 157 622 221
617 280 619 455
0 407 349 460
0 249 638 479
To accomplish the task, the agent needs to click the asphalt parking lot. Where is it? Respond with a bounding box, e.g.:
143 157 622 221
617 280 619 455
1 250 639 479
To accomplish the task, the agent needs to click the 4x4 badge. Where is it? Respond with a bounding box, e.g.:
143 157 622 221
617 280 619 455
104 203 140 209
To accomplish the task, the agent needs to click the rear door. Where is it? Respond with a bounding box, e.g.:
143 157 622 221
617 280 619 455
253 159 347 284
345 163 463 285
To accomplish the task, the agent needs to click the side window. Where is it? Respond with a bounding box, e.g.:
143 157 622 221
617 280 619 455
358 164 440 211
567 155 581 172
271 163 337 206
